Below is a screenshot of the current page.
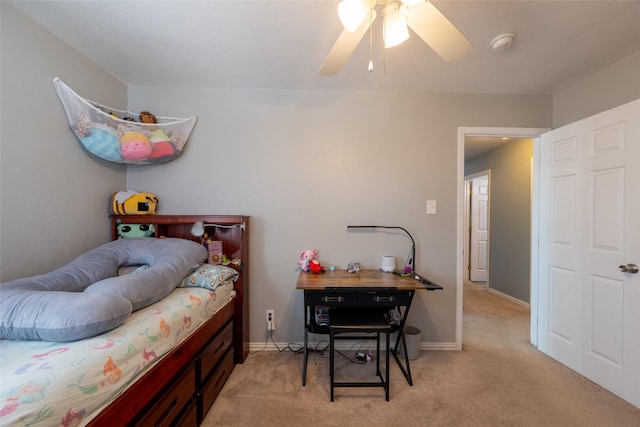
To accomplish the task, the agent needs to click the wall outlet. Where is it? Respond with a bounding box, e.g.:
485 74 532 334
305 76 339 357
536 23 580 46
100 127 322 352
266 309 276 331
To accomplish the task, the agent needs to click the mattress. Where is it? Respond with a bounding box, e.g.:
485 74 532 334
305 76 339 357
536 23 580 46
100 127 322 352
0 283 234 426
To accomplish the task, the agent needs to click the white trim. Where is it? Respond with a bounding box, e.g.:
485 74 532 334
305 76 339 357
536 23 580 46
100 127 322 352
457 127 549 351
530 138 541 347
422 342 459 351
487 287 530 309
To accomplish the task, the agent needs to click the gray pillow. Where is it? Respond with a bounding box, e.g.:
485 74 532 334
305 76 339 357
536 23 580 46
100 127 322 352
0 237 206 341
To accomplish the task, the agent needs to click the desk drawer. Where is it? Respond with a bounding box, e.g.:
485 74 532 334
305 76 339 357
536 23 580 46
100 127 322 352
358 291 412 306
306 292 358 306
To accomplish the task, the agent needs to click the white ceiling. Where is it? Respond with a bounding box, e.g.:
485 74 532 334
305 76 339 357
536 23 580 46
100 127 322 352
11 0 640 95
464 136 523 160
9 1 640 160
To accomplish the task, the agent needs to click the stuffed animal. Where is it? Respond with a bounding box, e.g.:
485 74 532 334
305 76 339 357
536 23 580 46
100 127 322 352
111 191 159 215
139 111 157 124
346 262 360 273
80 123 122 162
75 114 93 137
308 259 325 274
120 131 152 161
149 129 176 160
298 249 318 272
117 223 155 238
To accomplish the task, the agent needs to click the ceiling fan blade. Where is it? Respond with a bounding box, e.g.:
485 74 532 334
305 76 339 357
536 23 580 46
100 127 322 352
406 0 472 62
319 11 377 75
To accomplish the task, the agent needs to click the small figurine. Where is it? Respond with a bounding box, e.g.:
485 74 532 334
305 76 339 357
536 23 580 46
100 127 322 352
346 262 360 273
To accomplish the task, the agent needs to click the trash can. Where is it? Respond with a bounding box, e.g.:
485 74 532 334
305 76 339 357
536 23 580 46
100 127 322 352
402 326 421 360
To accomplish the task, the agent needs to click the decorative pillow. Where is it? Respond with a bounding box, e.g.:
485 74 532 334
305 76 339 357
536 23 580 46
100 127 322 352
179 264 239 291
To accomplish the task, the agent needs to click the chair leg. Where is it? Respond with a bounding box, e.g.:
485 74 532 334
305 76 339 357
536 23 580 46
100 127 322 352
302 328 308 386
329 330 335 402
375 331 381 376
385 330 390 401
328 324 392 401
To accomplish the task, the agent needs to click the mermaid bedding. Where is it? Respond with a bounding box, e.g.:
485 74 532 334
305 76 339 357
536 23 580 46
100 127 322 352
0 284 234 426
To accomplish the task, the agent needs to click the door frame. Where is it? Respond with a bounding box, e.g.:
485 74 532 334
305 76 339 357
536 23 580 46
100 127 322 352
464 170 491 284
457 127 549 350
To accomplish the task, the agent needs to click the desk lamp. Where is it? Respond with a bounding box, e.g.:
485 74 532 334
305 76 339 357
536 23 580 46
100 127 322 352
346 225 438 287
346 225 415 274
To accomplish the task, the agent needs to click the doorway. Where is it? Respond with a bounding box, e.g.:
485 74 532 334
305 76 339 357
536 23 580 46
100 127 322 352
456 127 548 349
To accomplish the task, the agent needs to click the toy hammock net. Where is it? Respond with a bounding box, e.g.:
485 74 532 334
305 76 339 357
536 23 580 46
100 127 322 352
53 77 197 165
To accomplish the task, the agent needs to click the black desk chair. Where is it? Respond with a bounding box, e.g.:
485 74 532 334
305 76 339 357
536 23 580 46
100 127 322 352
329 308 393 401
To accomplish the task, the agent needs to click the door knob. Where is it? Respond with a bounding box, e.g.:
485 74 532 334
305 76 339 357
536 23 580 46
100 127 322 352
619 263 639 274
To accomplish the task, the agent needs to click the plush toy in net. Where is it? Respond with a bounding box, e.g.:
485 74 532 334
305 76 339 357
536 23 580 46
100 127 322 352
53 77 196 165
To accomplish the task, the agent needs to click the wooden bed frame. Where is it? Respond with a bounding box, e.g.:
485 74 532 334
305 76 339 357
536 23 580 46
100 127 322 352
85 215 249 427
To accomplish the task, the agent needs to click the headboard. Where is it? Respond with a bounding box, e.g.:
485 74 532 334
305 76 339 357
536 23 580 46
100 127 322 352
110 214 250 363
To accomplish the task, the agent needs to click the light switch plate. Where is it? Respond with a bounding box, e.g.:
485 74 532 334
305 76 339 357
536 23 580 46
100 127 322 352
426 200 437 215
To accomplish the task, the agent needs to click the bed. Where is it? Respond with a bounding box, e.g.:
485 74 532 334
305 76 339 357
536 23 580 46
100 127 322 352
0 214 249 427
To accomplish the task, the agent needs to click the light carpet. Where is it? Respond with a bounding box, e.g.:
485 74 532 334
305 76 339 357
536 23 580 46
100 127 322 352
202 283 640 426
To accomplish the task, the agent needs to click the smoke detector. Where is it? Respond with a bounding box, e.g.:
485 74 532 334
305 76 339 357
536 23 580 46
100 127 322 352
490 32 517 52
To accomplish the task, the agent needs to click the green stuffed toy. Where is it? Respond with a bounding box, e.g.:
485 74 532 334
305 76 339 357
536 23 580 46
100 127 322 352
117 223 155 238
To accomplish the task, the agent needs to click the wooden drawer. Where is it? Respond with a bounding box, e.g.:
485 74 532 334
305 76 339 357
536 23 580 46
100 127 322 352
198 347 234 421
306 291 358 306
358 290 412 306
198 321 233 384
306 290 411 307
174 400 198 427
137 364 195 427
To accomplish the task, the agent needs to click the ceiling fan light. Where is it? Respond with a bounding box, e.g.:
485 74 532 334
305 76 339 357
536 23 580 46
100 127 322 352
338 0 371 32
383 3 410 48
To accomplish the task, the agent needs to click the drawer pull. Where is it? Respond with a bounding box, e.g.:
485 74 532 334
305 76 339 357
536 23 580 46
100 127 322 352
322 296 344 303
155 398 178 427
213 339 226 357
373 296 395 303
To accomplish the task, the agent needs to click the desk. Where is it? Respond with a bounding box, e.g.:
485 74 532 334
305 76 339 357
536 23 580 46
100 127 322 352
297 270 442 387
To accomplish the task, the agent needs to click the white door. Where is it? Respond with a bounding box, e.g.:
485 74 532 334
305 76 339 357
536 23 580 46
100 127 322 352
537 99 640 408
470 177 489 282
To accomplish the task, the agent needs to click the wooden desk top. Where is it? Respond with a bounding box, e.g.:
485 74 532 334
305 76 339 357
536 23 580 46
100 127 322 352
296 270 428 291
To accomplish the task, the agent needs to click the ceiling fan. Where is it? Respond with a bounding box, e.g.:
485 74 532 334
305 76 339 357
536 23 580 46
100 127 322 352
320 0 472 75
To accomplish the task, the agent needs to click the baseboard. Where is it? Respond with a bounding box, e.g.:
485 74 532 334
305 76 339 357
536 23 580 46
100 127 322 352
423 342 459 350
249 341 459 352
487 287 530 309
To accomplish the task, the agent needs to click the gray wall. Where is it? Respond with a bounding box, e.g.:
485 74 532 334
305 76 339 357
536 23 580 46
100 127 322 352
553 50 640 128
465 138 533 303
0 3 127 281
125 88 550 345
